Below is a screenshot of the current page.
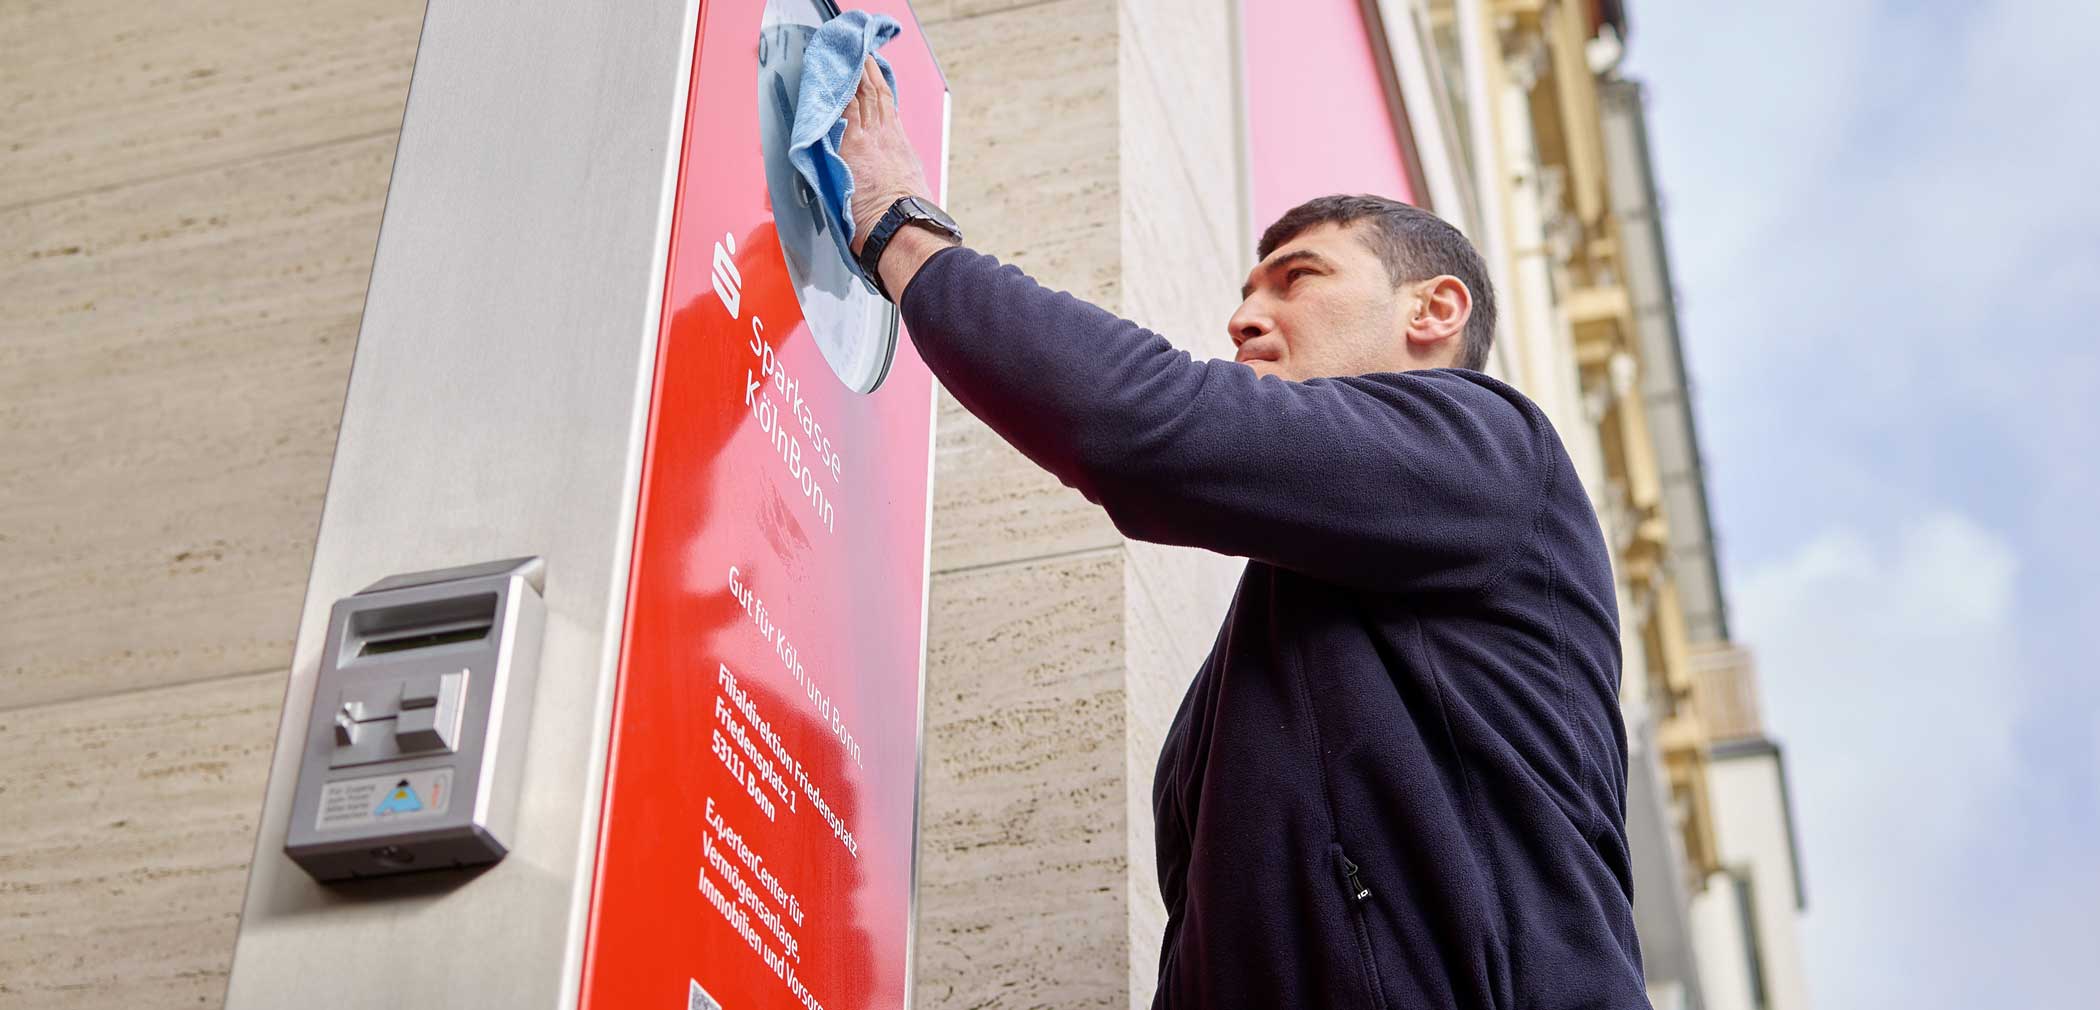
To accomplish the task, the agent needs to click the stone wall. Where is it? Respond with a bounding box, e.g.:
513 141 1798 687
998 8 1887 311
0 1 1244 1007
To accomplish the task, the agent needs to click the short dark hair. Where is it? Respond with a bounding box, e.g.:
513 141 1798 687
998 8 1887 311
1257 194 1498 371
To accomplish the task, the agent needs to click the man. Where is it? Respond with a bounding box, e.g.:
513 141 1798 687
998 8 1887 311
840 60 1647 1009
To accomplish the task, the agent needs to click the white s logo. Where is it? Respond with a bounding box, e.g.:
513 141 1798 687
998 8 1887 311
713 231 743 320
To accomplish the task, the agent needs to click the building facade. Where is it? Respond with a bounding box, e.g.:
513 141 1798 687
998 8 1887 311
0 1 1802 1007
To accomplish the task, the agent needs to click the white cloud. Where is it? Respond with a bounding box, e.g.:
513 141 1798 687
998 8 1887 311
1735 512 2100 1007
1738 511 2021 841
1629 1 2100 447
1621 0 1880 285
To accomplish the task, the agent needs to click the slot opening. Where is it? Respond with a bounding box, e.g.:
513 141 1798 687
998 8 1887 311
350 592 498 658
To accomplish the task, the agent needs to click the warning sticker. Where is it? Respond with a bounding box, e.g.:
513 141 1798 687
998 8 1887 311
316 767 454 832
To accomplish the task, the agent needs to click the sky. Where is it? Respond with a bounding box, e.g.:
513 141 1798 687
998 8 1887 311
1621 3 2100 1007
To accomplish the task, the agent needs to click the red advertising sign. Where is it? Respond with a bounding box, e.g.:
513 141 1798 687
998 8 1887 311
580 3 946 1008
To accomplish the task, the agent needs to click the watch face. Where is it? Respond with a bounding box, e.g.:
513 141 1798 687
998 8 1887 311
758 0 901 394
907 197 959 235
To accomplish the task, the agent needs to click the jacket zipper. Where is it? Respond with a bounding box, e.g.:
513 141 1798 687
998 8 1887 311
1340 852 1372 902
1336 847 1390 1010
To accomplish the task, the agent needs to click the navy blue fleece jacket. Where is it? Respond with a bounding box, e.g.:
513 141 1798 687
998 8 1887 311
899 247 1647 1010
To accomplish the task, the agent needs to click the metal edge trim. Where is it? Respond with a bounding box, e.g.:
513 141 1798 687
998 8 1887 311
559 0 710 1004
1228 0 1256 264
472 575 528 830
900 80 953 1010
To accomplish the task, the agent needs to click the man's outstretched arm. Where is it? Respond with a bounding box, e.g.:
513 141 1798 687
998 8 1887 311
900 249 1547 596
840 59 1546 596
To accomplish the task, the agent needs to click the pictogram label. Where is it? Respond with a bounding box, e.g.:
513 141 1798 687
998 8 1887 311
374 780 424 815
315 767 453 832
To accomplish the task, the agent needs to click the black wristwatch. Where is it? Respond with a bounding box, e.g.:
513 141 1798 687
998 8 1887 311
856 195 962 302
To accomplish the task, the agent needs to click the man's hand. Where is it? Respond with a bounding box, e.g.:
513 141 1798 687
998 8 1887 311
840 56 933 257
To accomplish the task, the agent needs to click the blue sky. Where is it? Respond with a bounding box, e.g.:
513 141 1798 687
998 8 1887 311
1623 3 2099 1007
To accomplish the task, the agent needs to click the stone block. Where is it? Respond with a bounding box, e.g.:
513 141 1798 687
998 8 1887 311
0 137 392 710
919 547 1130 1009
0 0 422 209
0 670 284 1009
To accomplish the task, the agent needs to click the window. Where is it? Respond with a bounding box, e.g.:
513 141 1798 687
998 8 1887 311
1730 869 1771 1010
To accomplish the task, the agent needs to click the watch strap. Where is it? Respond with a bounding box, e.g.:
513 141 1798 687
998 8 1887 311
857 204 911 301
856 197 960 302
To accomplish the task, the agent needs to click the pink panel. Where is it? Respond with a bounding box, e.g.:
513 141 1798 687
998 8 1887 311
1241 0 1416 228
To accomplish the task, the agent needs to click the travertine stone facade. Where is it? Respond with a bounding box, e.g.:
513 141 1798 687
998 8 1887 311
0 1 1243 1007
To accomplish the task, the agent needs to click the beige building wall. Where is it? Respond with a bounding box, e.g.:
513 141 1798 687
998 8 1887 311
2 3 427 1005
1695 744 1811 1010
0 1 1250 1008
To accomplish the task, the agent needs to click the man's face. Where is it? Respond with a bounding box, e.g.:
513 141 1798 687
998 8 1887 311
1229 221 1446 382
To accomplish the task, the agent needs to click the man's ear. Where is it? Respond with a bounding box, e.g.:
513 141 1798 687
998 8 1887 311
1403 275 1472 356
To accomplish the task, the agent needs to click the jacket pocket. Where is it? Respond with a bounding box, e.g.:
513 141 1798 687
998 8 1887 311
1332 843 1391 1010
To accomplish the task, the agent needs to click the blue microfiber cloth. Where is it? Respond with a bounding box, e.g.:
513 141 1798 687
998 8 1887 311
788 10 903 287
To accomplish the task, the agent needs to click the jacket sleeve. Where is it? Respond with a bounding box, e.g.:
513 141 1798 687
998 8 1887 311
898 246 1551 596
